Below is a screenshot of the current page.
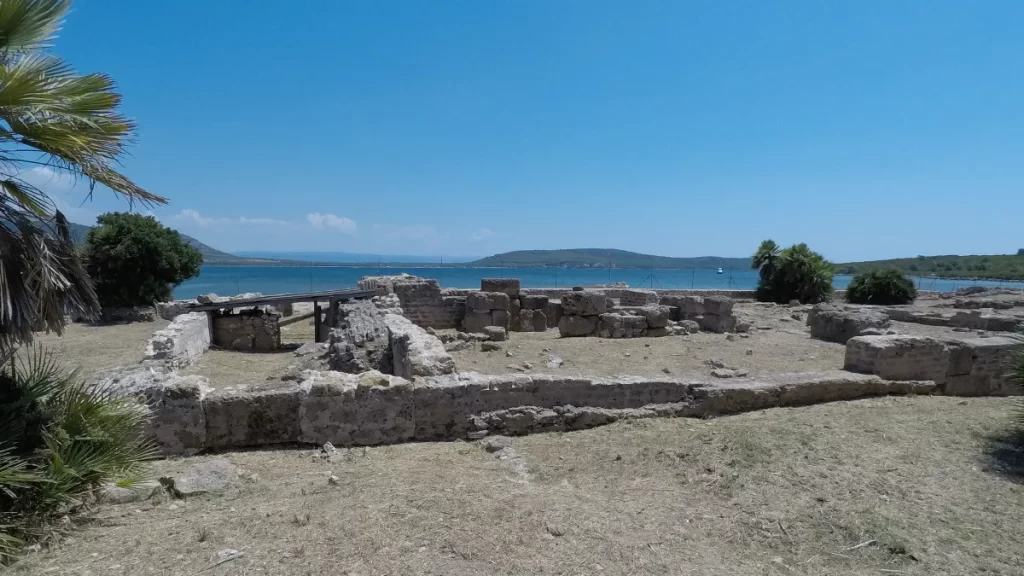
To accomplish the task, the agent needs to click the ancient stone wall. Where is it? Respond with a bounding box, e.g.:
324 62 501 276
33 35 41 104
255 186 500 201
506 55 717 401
844 334 1022 396
212 310 281 352
391 279 463 329
144 312 211 368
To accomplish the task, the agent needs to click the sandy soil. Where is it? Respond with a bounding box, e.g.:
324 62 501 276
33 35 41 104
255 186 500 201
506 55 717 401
24 319 169 380
8 396 1022 576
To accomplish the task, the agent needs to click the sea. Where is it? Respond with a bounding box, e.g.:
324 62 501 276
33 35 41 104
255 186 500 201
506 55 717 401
172 266 1024 300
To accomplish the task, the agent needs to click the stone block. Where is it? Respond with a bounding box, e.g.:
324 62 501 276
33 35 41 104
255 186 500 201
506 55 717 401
463 310 492 333
679 320 700 334
680 296 705 319
509 297 522 331
531 310 548 332
598 313 648 338
808 304 890 344
700 313 736 333
558 315 598 337
204 385 305 450
560 291 607 316
844 335 949 383
145 312 211 369
943 336 1021 396
637 305 671 328
518 309 537 332
212 310 281 352
703 296 734 316
466 291 510 312
620 289 658 307
545 302 564 328
492 309 510 331
384 314 456 379
327 300 392 374
520 295 550 310
484 326 507 341
298 371 415 446
480 278 521 296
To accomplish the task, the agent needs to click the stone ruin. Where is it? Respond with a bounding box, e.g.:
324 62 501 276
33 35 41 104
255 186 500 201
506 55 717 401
555 290 737 338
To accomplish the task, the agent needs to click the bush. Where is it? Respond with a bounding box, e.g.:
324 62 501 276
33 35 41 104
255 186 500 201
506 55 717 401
0 348 155 560
84 213 202 307
752 240 834 304
846 269 917 305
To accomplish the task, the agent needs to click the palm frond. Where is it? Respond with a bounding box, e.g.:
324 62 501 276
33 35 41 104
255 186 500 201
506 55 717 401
0 0 68 56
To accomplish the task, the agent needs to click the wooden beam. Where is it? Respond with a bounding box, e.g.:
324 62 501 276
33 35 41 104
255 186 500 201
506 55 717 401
278 310 315 327
326 298 339 331
187 288 375 312
313 302 323 343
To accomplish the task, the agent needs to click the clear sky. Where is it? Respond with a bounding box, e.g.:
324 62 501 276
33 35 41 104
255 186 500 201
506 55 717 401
36 1 1024 261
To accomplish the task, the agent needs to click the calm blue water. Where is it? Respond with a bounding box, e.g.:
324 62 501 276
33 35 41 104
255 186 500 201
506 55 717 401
172 266 1024 299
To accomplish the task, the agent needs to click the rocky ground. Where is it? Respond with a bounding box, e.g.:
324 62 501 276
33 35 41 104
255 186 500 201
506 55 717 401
8 396 1022 576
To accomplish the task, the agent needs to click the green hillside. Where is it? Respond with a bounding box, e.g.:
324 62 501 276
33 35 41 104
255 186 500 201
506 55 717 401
469 249 751 269
836 254 1024 281
68 222 273 265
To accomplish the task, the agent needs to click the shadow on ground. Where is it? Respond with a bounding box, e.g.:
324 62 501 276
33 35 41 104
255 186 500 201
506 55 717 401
985 402 1024 482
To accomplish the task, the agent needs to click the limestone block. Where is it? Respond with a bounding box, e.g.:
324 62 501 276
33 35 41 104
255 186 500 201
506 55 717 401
211 310 281 352
680 296 705 319
545 301 564 328
484 326 507 341
385 313 456 379
203 384 306 449
518 309 537 332
531 309 548 332
463 310 492 333
619 289 658 307
637 305 671 329
844 335 948 383
521 295 549 310
145 312 211 368
466 291 510 312
808 304 890 344
700 313 736 334
481 278 521 296
155 300 196 321
298 370 415 446
558 315 599 337
328 300 392 374
509 297 522 331
943 336 1021 396
492 309 510 331
703 296 734 316
560 291 607 316
598 313 648 338
679 320 701 334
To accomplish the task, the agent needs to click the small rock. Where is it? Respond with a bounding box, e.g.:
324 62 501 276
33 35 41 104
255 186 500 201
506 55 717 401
725 334 735 341
791 313 802 321
294 342 327 357
481 342 501 352
505 350 514 357
739 333 749 338
456 332 471 341
482 436 512 453
328 475 340 486
545 522 566 537
522 361 533 370
705 359 727 369
159 459 237 498
168 504 179 511
546 356 564 369
661 367 671 374
507 364 527 372
746 349 753 356
214 549 242 563
323 442 337 454
624 353 631 357
467 430 488 440
779 317 791 323
711 368 748 379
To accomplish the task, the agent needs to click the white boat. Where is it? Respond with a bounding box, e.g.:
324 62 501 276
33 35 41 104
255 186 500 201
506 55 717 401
717 268 723 274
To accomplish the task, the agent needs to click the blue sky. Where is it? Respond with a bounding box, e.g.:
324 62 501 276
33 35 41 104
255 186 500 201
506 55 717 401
36 1 1024 261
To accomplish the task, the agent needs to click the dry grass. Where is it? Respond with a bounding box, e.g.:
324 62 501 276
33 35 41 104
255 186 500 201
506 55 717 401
9 396 1023 575
25 320 169 381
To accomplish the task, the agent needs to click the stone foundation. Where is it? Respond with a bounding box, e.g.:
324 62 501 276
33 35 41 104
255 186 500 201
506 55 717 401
212 310 281 352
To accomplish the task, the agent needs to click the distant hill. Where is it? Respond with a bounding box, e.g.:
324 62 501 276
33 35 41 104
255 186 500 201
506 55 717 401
837 254 1024 281
469 249 751 269
236 250 479 264
68 222 274 265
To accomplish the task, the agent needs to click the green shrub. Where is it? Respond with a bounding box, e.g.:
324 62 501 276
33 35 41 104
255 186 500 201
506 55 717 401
0 348 155 559
846 269 918 305
752 240 834 304
84 212 202 307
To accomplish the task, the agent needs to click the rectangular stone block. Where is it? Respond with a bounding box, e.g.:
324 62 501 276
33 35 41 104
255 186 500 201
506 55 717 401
943 336 1021 396
518 309 537 332
466 291 510 311
203 385 305 449
521 295 550 310
299 374 415 446
211 310 281 352
700 313 736 333
546 301 564 328
844 335 949 383
492 309 510 331
532 310 548 332
680 296 705 319
463 310 492 333
509 297 522 331
480 278 521 296
619 289 658 307
703 296 734 316
558 314 598 337
560 291 607 316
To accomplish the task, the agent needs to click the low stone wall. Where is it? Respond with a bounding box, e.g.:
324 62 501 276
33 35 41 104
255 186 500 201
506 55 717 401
558 291 737 337
212 310 281 351
124 369 935 455
144 312 211 368
844 334 1022 396
391 279 464 329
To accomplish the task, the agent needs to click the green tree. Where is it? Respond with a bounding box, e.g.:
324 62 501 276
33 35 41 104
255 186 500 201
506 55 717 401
0 0 165 350
752 240 834 304
85 212 202 307
846 268 917 305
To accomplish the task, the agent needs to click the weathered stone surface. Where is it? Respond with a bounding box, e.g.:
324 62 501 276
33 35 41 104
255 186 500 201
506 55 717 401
950 310 1022 333
703 296 734 316
518 309 537 332
99 483 155 504
212 310 281 351
531 309 548 332
481 278 521 296
558 315 598 337
328 300 392 374
560 291 607 316
943 336 1021 396
509 297 522 331
155 300 196 321
637 305 671 328
357 273 418 295
679 320 700 334
384 313 456 379
466 291 510 312
484 326 507 341
145 312 211 368
204 384 305 449
679 296 705 319
463 309 493 333
700 313 736 334
545 301 564 328
598 313 648 338
298 370 415 445
520 295 549 310
492 309 510 331
844 335 948 382
619 289 658 306
160 459 237 497
808 304 890 344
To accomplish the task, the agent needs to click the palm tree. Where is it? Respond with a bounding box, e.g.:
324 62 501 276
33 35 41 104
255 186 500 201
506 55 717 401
751 239 780 279
0 0 165 351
